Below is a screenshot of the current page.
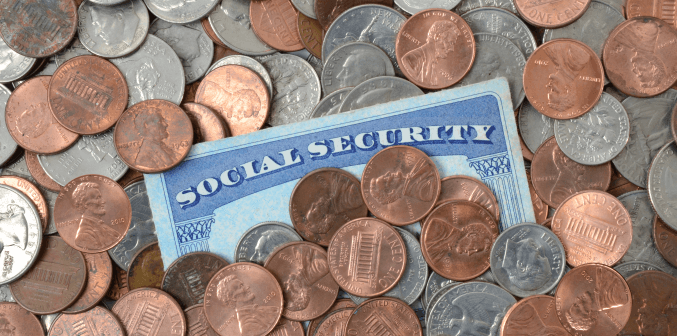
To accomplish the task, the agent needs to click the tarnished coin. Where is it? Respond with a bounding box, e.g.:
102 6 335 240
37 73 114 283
112 287 186 336
338 76 423 113
395 9 475 89
307 299 356 336
526 170 549 224
554 92 630 165
523 39 604 120
648 141 677 231
10 236 84 314
183 103 229 143
127 242 164 291
207 0 275 56
77 0 150 58
462 8 537 59
298 13 323 58
185 304 218 336
0 85 18 166
626 0 677 28
604 17 677 98
519 100 554 154
0 33 37 83
105 264 128 300
421 200 499 281
290 168 367 246
327 218 406 297
531 137 612 208
362 145 440 225
500 295 567 336
54 174 131 253
196 64 270 135
5 76 79 154
145 0 219 24
345 297 422 336
555 264 631 336
50 306 124 335
0 176 48 233
552 190 632 267
313 307 353 336
321 42 395 95
250 0 304 52
24 152 61 192
515 0 591 28
455 0 518 15
311 87 351 118
621 270 677 335
0 303 44 336
315 0 393 30
437 175 500 221
204 263 283 336
63 252 113 313
162 252 228 308
654 215 677 268
235 221 303 264
149 20 215 84
607 167 643 197
206 55 273 101
614 261 664 279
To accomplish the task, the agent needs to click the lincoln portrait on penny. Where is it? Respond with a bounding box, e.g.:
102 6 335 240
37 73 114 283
282 245 329 311
133 107 177 169
565 267 629 331
543 43 590 113
401 20 461 86
370 158 436 205
72 182 121 250
305 172 363 235
216 275 280 335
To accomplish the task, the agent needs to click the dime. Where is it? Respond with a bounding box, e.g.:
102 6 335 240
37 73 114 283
287 48 323 77
462 8 537 59
0 29 37 83
207 0 276 56
552 190 632 266
261 54 321 126
127 242 164 291
62 252 112 313
183 103 229 143
614 261 664 279
554 92 630 165
297 13 323 59
0 176 48 233
500 295 567 335
196 64 270 135
321 42 395 95
421 200 499 280
526 170 549 224
313 307 353 336
515 0 591 28
621 270 677 335
626 0 677 29
307 299 356 336
315 0 393 30
112 288 186 336
204 263 283 336
5 76 79 154
162 252 228 308
149 20 215 84
654 215 677 268
395 9 475 89
523 39 604 119
0 85 18 166
648 141 677 231
311 87 352 118
24 152 61 192
206 55 274 101
77 0 150 58
345 297 422 336
531 137 612 208
50 306 124 335
603 17 677 98
250 0 304 52
437 175 500 221
235 221 303 264
607 168 642 197
555 264 631 336
54 174 131 253
0 303 44 335
185 304 218 336
145 0 219 24
327 218 407 297
455 0 518 15
518 99 555 154
290 168 367 246
490 223 566 297
106 264 128 300
338 76 423 113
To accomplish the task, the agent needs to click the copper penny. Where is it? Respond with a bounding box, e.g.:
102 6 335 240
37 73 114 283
361 145 440 225
195 65 270 137
264 241 338 321
437 175 500 221
315 0 393 30
515 0 591 28
112 287 186 336
183 103 230 143
395 9 475 90
327 218 406 297
607 167 642 197
626 0 677 29
127 242 164 291
202 18 227 48
25 151 61 192
313 307 353 336
603 17 677 98
621 270 677 335
5 76 79 154
50 306 124 335
250 0 304 52
114 99 193 173
63 252 113 313
551 190 632 267
0 0 77 58
524 39 604 119
0 176 48 233
185 304 219 336
555 264 631 335
653 215 677 268
526 170 549 224
116 168 144 189
307 299 356 336
345 297 422 336
161 251 229 309
9 236 86 314
420 200 499 281
48 56 129 135
269 318 304 336
298 13 324 59
290 167 368 246
500 295 567 336
105 263 129 301
673 89 677 143
531 137 612 208
0 302 44 336
54 174 131 253
204 263 283 336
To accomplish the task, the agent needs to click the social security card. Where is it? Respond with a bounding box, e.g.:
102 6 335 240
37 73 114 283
146 78 536 266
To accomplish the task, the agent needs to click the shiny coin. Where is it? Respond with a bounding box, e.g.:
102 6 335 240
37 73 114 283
250 0 304 52
40 313 59 334
0 176 48 233
206 55 273 101
116 168 144 189
518 100 555 154
313 307 353 336
310 87 351 118
396 0 460 14
235 221 303 264
0 30 37 83
145 0 219 24
321 41 395 95
654 215 677 268
127 242 164 291
207 0 275 56
462 8 537 59
614 261 664 279
307 299 355 336
422 271 457 310
24 151 61 193
0 303 44 336
345 297 422 336
112 287 186 336
607 167 643 197
162 252 228 308
526 170 549 224
338 76 423 112
105 264 128 300
298 13 323 58
0 85 18 166
626 0 677 28
648 141 677 231
437 175 499 222
50 306 124 336
202 18 227 48
315 0 393 30
515 0 591 28
291 0 316 19
184 304 218 336
621 270 677 335
62 253 112 313
455 0 517 15
500 295 567 336
183 103 229 143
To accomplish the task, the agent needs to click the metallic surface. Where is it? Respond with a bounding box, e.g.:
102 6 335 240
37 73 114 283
112 287 186 336
77 0 149 58
183 103 229 143
250 0 304 52
346 297 422 335
338 75 423 112
50 306 124 335
127 242 164 291
62 252 113 313
149 20 214 84
161 251 228 308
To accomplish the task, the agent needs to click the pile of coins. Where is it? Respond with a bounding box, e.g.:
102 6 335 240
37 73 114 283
0 0 676 334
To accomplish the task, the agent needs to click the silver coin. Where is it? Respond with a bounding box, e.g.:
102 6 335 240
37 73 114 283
0 37 36 83
423 271 458 311
323 5 406 75
425 281 460 327
0 285 13 302
427 281 516 336
310 87 352 118
291 0 316 19
0 184 42 285
338 76 423 113
89 0 128 5
288 49 323 78
395 0 461 15
149 19 214 84
145 0 219 24
109 180 158 270
648 142 677 232
612 90 677 188
410 299 427 332
207 0 275 56
0 85 18 166
542 1 624 59
554 92 630 165
456 33 525 109
613 261 665 279
461 8 537 58
546 264 570 296
110 34 186 107
455 0 517 16
261 54 321 126
518 100 554 154
321 41 395 95
605 84 629 104
37 128 129 186
78 0 150 58
40 313 60 334
207 55 273 100
490 223 566 297
597 0 624 14
234 221 303 265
